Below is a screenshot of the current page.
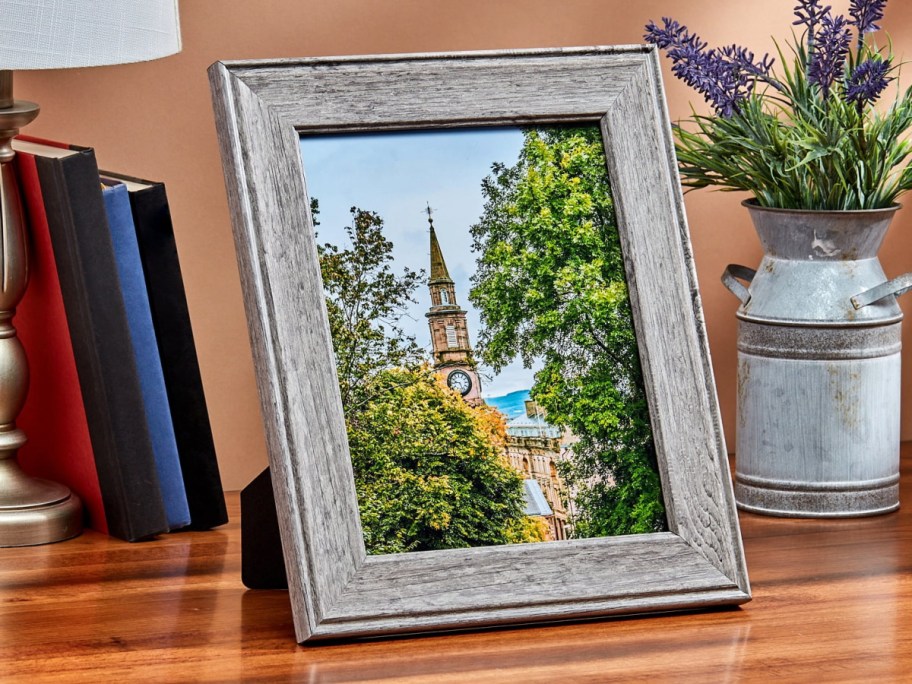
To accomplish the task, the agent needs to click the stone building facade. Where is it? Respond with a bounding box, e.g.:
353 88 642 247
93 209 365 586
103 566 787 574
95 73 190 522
504 402 571 541
425 211 570 541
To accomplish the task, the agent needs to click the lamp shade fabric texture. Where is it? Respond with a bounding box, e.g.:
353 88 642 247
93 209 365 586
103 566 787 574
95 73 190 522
0 0 181 70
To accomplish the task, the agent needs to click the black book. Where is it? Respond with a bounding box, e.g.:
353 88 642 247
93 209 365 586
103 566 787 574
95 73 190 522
101 171 228 529
25 139 169 541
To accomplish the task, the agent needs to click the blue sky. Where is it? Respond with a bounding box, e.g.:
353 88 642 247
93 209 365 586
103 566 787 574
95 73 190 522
299 127 537 398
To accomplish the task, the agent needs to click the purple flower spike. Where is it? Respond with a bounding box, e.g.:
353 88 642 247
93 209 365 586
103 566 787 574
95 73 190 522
644 17 688 50
672 50 746 118
645 18 782 117
849 0 887 35
794 0 832 37
719 45 776 83
645 19 736 116
808 13 851 98
846 58 892 107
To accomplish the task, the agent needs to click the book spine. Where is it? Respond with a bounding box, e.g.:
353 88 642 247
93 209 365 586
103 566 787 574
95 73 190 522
36 151 168 541
128 182 228 529
103 183 190 530
14 151 108 534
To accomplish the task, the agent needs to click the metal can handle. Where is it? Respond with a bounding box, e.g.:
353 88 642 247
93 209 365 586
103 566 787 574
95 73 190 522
721 264 756 305
851 272 912 309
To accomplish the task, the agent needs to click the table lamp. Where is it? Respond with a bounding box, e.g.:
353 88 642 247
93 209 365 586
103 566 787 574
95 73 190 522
0 1 181 546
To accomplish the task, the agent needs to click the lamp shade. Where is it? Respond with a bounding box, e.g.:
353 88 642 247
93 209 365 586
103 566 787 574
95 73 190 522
0 0 181 70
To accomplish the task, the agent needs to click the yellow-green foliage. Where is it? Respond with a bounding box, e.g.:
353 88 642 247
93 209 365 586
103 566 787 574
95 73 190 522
348 367 543 554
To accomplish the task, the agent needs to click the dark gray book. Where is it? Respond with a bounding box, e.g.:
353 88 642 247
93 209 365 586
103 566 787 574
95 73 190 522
23 139 168 541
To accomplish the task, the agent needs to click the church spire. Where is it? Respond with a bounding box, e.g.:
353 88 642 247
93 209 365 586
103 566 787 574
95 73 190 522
424 205 481 402
427 205 453 284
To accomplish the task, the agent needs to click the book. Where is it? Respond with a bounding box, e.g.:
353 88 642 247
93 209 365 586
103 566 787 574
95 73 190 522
101 181 190 530
15 138 169 542
14 149 108 534
100 172 228 530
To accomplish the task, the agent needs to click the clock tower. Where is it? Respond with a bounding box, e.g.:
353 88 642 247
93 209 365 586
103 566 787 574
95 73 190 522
424 208 482 404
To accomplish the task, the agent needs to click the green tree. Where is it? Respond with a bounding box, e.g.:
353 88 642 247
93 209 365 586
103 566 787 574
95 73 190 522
317 207 425 408
348 367 541 553
316 206 542 553
469 126 666 537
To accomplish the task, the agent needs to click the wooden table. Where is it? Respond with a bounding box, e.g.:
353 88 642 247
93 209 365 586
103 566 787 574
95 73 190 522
3 449 911 683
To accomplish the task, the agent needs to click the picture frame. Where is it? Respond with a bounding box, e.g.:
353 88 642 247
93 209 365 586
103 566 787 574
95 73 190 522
209 46 750 643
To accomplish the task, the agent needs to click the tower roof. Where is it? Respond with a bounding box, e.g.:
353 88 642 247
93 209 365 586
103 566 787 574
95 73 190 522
428 209 453 284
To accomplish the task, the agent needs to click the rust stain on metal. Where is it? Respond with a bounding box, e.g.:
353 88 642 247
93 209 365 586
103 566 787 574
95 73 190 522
828 365 861 429
737 357 750 428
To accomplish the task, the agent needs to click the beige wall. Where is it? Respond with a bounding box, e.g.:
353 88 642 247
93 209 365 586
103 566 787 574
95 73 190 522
17 1 912 490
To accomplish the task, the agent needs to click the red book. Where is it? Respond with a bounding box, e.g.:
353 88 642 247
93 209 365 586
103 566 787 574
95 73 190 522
15 148 108 534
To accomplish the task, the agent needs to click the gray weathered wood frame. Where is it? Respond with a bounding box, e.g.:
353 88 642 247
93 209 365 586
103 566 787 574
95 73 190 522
209 46 750 644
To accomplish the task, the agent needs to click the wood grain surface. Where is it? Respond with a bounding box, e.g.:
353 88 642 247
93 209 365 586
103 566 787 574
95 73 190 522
2 448 911 683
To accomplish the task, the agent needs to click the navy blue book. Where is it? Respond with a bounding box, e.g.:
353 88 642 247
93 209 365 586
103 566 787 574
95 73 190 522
102 182 191 530
100 171 228 530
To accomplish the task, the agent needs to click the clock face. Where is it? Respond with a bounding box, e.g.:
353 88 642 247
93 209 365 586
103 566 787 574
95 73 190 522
447 370 472 396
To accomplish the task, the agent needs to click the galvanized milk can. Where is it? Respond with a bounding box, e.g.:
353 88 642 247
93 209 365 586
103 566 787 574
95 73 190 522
723 200 912 517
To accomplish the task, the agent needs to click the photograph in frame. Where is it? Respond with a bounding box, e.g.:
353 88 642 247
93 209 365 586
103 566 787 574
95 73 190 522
210 46 750 643
301 124 666 554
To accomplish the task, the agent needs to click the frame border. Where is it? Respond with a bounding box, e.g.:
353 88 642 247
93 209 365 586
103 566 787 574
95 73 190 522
209 46 749 643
